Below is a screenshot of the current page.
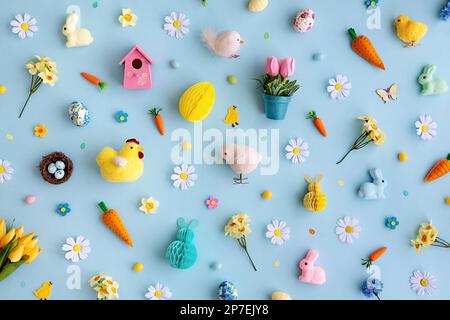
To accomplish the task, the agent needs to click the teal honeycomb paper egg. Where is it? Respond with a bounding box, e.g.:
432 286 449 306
165 218 199 269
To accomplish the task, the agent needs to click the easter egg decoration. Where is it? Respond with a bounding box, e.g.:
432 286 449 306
303 175 327 212
218 281 238 300
178 82 215 122
68 101 90 127
248 0 269 13
271 291 292 300
39 152 73 185
165 218 199 269
293 9 316 33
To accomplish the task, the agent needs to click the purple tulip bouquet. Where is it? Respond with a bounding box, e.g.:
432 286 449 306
256 56 300 120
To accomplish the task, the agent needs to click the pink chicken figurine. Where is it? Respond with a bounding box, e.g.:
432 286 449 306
221 144 262 184
298 249 326 285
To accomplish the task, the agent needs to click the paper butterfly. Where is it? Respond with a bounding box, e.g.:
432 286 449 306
376 83 397 103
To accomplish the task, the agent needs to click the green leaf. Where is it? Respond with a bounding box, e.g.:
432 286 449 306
0 260 25 282
0 238 18 268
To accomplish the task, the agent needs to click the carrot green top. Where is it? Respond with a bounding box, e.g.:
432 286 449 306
348 28 358 41
98 201 108 212
149 108 162 116
306 110 318 120
447 153 450 160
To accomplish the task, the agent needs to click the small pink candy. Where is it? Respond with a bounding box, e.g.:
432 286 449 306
25 195 36 205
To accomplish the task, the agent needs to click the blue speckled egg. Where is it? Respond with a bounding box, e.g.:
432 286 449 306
217 281 238 300
68 101 90 127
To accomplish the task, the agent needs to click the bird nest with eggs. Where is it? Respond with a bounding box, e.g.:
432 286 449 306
39 152 73 185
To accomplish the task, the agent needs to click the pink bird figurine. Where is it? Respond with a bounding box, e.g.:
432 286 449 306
298 249 326 285
221 144 262 184
202 29 245 58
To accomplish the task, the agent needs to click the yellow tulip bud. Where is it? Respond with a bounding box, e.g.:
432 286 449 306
15 226 24 239
8 243 24 263
23 238 38 255
24 247 41 264
0 228 15 249
18 233 35 247
0 220 6 239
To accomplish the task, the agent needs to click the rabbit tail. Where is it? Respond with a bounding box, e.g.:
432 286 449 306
202 28 218 53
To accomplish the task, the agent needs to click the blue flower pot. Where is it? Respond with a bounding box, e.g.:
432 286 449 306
262 93 292 120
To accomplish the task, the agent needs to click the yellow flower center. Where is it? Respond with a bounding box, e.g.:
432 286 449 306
335 83 343 91
210 200 216 206
420 278 428 287
180 173 188 180
46 75 53 81
293 147 300 155
274 229 282 237
173 20 181 28
111 287 117 294
145 202 154 210
21 22 29 31
391 221 396 225
345 226 353 234
421 124 428 133
371 1 376 6
120 116 125 121
124 14 133 22
60 208 66 213
0 166 4 174
154 290 163 298
73 244 81 252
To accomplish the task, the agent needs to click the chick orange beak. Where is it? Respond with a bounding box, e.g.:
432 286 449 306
240 39 245 44
138 146 144 159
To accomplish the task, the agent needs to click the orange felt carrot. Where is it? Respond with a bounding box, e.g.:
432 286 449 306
361 246 387 268
81 72 108 90
98 202 133 247
348 28 385 70
149 108 165 135
424 153 450 183
306 111 327 137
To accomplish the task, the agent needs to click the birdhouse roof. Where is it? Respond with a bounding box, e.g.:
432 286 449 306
119 45 154 65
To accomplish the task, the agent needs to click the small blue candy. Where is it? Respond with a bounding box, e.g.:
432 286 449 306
312 52 324 61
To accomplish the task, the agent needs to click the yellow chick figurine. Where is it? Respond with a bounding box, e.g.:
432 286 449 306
224 105 239 127
34 281 53 300
96 138 145 183
394 15 428 47
303 175 327 212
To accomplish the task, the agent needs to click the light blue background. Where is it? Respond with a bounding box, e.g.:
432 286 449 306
0 0 449 300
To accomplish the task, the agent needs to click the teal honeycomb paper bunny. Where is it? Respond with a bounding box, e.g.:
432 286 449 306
165 218 199 269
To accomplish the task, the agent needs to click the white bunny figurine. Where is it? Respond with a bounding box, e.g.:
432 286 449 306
357 168 387 200
418 64 448 96
62 12 94 48
298 249 326 285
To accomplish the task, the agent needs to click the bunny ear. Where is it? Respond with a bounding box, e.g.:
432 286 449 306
423 65 436 75
304 176 313 183
305 249 319 262
316 175 324 183
188 219 199 229
66 13 79 27
177 217 186 228
369 168 383 179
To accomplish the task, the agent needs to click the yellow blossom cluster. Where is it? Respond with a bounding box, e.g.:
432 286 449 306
26 55 58 86
358 116 386 145
224 213 251 239
411 221 439 253
89 274 120 300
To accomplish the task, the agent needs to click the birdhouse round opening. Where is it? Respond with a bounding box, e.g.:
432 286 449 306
132 58 143 69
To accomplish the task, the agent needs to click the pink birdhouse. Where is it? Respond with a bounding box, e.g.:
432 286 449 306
119 45 154 89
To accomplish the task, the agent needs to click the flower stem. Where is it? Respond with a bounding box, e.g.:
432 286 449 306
18 91 33 119
237 237 257 271
336 148 354 165
374 293 381 300
18 75 42 119
243 247 257 271
336 133 370 164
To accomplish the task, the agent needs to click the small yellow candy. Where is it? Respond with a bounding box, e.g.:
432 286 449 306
398 152 408 162
0 85 6 94
274 259 280 268
261 190 272 199
445 197 450 205
337 180 345 187
133 262 144 272
181 141 192 150
227 75 238 85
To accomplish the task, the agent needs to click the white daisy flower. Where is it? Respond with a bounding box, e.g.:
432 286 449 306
62 236 91 262
0 159 14 184
145 283 172 300
118 8 138 27
10 14 38 39
163 12 190 39
335 216 361 244
265 220 290 245
171 163 197 190
327 74 352 100
415 115 437 141
285 138 310 164
410 270 437 296
139 197 159 215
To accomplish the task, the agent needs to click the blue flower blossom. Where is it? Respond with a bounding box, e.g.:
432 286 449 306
115 111 128 123
385 216 399 230
440 2 450 20
56 203 71 216
362 278 383 300
365 0 378 9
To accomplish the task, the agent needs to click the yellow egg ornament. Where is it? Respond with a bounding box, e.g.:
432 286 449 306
303 175 327 212
133 262 144 272
179 82 215 122
271 291 292 300
248 0 269 13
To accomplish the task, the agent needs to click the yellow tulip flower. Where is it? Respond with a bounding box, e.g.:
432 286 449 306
24 247 41 264
8 243 24 263
0 219 6 238
23 238 38 255
18 232 35 247
15 226 24 239
0 228 15 249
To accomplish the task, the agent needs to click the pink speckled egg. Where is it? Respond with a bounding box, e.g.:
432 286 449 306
293 9 316 33
25 195 36 205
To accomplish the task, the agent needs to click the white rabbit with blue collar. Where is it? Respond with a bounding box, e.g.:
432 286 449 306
358 168 387 200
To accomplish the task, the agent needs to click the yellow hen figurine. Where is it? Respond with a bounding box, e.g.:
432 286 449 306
34 281 53 300
303 175 327 212
224 105 239 127
394 15 428 47
96 138 144 183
